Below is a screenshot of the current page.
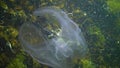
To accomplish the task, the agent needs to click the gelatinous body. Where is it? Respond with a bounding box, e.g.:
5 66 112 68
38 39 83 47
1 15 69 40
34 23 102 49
19 7 87 68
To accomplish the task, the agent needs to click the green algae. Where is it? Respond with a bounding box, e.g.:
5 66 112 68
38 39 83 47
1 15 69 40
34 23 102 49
107 0 120 14
6 53 27 68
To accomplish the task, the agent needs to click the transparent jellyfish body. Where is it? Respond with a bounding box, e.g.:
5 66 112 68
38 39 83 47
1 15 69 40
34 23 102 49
19 7 88 68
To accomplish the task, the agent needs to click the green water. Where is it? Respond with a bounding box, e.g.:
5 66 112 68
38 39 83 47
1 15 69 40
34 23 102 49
0 0 120 68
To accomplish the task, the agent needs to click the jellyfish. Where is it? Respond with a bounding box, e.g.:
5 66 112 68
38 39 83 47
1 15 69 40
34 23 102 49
19 7 88 68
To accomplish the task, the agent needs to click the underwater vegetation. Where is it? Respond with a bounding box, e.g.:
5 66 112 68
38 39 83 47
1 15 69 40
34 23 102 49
107 0 120 14
0 0 120 68
6 53 27 68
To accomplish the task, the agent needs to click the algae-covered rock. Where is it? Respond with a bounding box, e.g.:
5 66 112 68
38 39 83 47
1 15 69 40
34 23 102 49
81 59 95 68
6 53 27 68
107 0 120 14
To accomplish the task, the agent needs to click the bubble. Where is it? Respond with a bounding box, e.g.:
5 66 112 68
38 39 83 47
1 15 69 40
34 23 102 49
19 7 88 68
